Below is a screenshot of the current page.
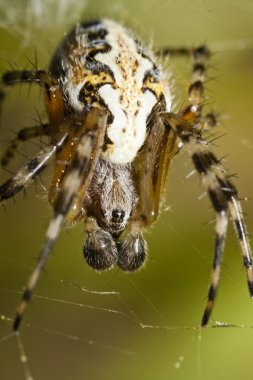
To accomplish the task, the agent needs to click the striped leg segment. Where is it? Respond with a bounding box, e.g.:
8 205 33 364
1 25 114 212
161 42 253 325
167 116 253 326
189 46 252 320
229 197 253 296
157 46 206 57
1 123 51 167
189 46 210 105
161 44 251 325
2 70 56 87
163 45 233 325
172 46 210 140
0 134 68 203
13 109 108 331
157 45 210 111
179 130 231 326
201 211 228 326
1 70 56 108
190 139 253 326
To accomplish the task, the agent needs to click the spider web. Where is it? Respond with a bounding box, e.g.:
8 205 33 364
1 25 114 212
1 1 253 379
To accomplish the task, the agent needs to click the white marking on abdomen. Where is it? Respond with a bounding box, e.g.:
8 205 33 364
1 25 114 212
99 84 156 164
95 19 158 164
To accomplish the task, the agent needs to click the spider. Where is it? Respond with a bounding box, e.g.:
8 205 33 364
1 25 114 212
0 19 252 331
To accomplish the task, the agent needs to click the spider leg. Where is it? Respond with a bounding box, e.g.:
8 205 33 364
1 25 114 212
156 47 195 57
201 210 228 326
1 123 51 167
2 70 51 86
229 197 253 294
1 70 65 126
162 44 252 326
165 113 253 326
1 70 56 105
0 133 68 203
157 45 210 59
13 108 108 331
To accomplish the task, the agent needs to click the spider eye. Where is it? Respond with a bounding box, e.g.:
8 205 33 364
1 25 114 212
111 209 125 223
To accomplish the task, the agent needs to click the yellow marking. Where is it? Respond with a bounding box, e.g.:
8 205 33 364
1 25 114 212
72 66 115 87
142 73 167 100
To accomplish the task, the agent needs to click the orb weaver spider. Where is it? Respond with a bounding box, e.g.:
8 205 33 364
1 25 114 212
0 19 252 330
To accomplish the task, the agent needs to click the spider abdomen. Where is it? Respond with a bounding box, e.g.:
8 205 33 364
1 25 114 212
50 19 172 164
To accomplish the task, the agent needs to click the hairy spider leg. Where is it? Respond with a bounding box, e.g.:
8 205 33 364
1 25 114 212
157 46 199 57
1 123 51 167
158 45 218 130
0 70 65 167
164 46 253 326
1 70 65 126
165 45 229 326
13 108 108 331
0 134 68 202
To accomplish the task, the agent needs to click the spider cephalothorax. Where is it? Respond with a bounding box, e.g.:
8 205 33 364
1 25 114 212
0 19 252 331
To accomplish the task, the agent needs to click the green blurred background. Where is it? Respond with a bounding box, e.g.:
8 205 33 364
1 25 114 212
1 1 253 379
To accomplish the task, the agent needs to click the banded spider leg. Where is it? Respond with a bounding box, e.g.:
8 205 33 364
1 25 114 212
0 69 66 168
13 108 108 330
162 45 253 326
0 105 108 330
0 133 68 202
